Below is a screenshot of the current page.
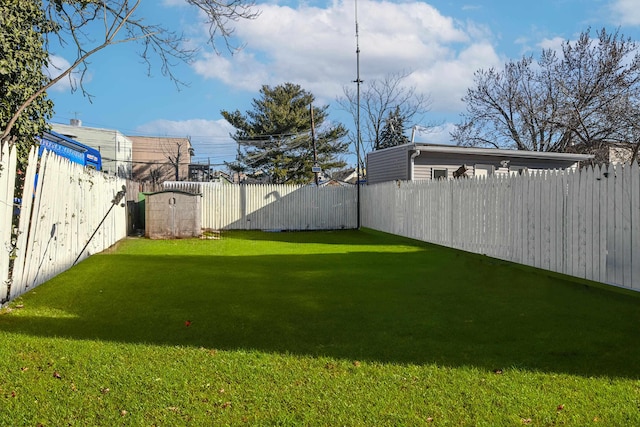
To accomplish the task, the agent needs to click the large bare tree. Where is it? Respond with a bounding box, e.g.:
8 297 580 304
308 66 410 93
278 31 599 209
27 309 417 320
337 70 433 164
162 137 193 181
1 0 259 144
453 28 640 163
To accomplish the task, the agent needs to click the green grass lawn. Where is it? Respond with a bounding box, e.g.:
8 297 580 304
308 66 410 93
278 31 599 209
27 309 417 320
0 229 639 426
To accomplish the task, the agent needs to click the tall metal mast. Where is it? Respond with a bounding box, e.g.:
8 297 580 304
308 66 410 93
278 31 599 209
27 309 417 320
354 0 362 230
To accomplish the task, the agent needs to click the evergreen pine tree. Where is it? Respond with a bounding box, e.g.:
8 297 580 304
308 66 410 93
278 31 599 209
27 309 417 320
378 106 410 150
222 83 348 184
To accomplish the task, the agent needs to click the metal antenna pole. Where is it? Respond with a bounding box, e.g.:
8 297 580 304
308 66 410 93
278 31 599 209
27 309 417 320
354 0 362 230
310 104 319 186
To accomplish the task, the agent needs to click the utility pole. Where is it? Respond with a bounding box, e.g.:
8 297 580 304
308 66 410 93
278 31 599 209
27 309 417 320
310 104 319 186
354 0 362 229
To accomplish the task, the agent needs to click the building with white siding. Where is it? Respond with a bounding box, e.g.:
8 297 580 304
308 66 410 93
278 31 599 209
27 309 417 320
366 143 594 184
51 121 133 179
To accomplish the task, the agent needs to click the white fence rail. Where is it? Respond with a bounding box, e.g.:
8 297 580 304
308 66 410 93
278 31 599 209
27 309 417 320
164 182 357 231
362 163 640 291
1 146 127 302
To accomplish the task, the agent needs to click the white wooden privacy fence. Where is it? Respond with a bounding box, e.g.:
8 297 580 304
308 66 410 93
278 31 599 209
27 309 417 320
0 144 127 303
165 182 357 231
362 163 640 291
1 144 638 303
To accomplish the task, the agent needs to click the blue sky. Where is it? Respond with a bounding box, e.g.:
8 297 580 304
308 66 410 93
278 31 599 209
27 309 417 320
46 0 640 168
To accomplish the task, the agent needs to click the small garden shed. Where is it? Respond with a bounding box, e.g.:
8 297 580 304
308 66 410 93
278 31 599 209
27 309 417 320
145 190 201 239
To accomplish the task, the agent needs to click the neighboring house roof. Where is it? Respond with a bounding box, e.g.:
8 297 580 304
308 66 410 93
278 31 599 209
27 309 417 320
237 170 271 184
318 179 354 187
392 143 594 162
332 168 359 184
367 143 594 184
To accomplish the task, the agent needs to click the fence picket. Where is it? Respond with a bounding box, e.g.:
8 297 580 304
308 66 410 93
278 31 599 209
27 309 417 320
596 165 607 283
621 164 633 287
631 162 640 290
548 171 559 272
0 144 16 301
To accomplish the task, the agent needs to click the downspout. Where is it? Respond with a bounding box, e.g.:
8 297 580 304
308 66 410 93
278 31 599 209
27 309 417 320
410 126 420 181
410 149 421 180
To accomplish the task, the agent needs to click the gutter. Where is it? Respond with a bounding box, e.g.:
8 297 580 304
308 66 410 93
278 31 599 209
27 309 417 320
412 144 594 161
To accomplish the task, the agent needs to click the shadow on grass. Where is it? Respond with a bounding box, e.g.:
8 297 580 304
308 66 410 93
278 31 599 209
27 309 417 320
217 228 397 246
1 235 639 380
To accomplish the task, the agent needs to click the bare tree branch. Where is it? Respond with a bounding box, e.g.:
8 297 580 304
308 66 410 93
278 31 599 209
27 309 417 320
337 70 434 158
454 27 640 162
2 0 259 141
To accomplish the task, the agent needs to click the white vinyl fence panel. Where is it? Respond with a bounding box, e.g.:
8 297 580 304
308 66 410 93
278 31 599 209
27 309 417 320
8 147 127 301
0 144 18 301
362 164 640 291
201 184 357 230
165 182 357 231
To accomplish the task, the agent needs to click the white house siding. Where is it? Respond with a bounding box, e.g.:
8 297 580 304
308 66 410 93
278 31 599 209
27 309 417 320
414 154 491 180
51 123 133 179
414 165 460 180
366 146 410 184
368 144 591 183
413 152 580 180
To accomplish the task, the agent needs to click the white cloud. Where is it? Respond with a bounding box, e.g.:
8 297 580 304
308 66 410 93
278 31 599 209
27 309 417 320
134 118 232 136
191 0 500 110
408 41 501 112
192 51 269 91
461 5 482 12
413 122 457 145
161 0 186 7
135 118 238 164
611 0 640 26
537 36 564 51
45 55 82 92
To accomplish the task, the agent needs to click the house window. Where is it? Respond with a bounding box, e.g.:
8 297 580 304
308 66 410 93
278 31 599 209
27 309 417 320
510 166 528 175
474 164 495 178
433 169 447 180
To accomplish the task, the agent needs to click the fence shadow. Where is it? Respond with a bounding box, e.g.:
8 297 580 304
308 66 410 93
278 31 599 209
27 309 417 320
206 184 357 231
218 228 413 246
1 245 639 380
